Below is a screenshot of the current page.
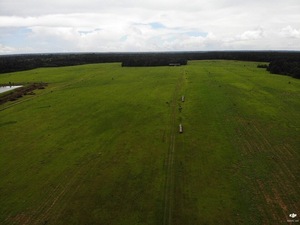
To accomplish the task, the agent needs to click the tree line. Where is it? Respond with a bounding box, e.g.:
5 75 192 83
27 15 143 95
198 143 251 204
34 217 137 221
121 56 187 67
267 60 300 79
0 51 300 75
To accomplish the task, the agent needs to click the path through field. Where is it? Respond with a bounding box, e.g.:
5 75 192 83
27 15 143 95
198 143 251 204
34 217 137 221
163 70 185 225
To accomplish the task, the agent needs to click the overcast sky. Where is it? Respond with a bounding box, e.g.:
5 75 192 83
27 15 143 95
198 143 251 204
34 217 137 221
0 0 300 54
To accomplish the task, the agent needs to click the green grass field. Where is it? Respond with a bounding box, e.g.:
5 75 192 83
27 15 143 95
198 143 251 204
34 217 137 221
0 61 299 225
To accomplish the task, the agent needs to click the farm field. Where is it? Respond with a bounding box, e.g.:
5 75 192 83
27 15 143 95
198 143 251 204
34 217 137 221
0 60 299 225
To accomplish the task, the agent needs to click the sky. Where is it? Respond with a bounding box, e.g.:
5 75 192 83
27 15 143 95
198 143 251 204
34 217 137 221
0 0 300 54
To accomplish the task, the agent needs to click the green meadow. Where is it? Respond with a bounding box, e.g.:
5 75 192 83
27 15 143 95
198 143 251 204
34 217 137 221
0 61 299 225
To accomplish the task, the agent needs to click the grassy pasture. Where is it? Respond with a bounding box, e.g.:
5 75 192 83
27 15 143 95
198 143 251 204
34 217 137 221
0 61 299 225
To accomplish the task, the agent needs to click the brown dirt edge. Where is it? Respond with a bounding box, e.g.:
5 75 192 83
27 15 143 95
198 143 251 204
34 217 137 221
0 82 48 105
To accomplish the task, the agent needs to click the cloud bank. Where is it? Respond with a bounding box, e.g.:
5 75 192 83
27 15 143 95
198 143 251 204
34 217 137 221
0 0 300 54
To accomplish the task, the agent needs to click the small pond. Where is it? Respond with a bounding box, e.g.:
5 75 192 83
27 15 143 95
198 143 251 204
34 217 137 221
0 86 23 94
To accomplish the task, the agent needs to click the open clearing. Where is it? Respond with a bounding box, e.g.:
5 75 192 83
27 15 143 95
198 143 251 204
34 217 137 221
0 61 299 224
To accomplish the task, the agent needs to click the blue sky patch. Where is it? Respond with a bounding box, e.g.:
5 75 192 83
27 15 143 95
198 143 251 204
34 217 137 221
185 31 208 37
149 22 166 29
0 27 32 47
78 28 102 35
120 35 128 42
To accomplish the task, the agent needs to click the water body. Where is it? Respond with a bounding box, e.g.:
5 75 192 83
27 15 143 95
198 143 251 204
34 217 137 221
0 86 23 94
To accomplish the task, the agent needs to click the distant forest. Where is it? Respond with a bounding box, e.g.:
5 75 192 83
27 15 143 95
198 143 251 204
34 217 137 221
0 51 300 78
267 60 300 79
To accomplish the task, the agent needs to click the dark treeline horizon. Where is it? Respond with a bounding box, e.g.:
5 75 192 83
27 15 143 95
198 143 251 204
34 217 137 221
0 51 300 78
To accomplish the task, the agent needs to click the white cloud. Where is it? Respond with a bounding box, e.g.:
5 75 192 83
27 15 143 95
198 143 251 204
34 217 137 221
280 26 300 38
0 0 300 53
0 44 16 54
237 28 264 41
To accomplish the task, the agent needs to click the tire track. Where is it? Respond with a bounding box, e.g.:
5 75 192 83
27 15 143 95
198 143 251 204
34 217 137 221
163 70 184 225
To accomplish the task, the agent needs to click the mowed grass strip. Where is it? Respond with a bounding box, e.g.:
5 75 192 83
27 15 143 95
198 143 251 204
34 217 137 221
0 61 299 225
